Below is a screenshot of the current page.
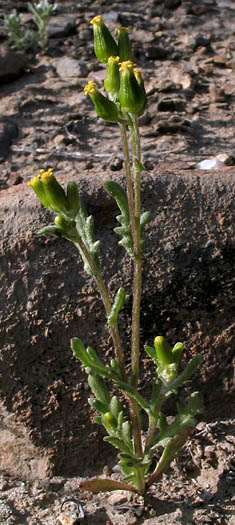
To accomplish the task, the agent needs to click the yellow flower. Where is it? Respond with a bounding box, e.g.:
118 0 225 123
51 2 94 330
119 61 146 115
84 81 119 122
119 60 135 72
104 56 120 97
28 169 68 213
90 15 103 25
84 80 97 96
90 14 118 63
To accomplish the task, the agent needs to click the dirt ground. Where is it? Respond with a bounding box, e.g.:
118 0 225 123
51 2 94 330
0 0 235 523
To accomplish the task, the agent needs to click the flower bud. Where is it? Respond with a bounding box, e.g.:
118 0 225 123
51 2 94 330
172 342 184 367
116 27 132 62
133 68 147 115
90 15 118 63
28 169 68 213
154 336 173 366
119 60 145 115
84 81 119 122
54 215 76 235
41 168 68 213
66 181 80 217
27 173 50 209
103 411 117 434
104 56 120 98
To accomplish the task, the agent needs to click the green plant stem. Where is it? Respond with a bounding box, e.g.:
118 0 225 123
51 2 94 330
144 388 166 453
134 467 146 495
128 399 143 458
119 123 136 241
74 236 126 378
145 427 193 489
119 120 143 458
144 420 157 453
129 115 142 387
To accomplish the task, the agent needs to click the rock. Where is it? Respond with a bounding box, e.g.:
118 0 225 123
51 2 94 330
216 153 234 166
144 508 182 523
145 44 170 60
156 79 175 92
165 0 182 9
7 172 23 187
191 4 211 16
209 83 227 103
135 30 155 44
212 54 228 66
47 15 77 38
53 56 88 83
88 68 106 83
196 157 225 170
157 96 186 112
0 121 18 160
192 34 211 50
103 11 119 24
0 47 28 83
110 156 123 171
107 490 130 505
170 66 194 89
0 169 235 479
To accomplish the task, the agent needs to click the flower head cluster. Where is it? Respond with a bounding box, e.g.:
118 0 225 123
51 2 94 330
27 169 80 218
85 15 147 120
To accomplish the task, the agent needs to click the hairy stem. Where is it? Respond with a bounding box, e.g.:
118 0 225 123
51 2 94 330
119 123 136 242
146 427 193 489
119 120 144 457
144 387 166 454
129 115 142 387
75 236 126 378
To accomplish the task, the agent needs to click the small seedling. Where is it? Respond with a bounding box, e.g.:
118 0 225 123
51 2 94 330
28 0 58 53
4 0 57 53
28 16 204 496
4 9 37 51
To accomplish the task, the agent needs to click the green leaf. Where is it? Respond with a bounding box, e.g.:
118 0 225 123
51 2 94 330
71 337 91 367
80 477 138 494
104 180 134 256
122 420 133 450
71 339 114 379
109 396 122 419
104 436 134 455
115 379 150 413
88 375 111 406
108 288 126 325
88 398 108 415
104 180 129 219
145 345 158 364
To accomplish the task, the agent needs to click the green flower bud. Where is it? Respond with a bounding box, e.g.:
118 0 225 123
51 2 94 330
90 15 118 63
116 27 132 62
27 172 50 209
104 55 120 98
119 60 145 115
66 181 80 217
133 67 147 115
172 342 184 367
54 215 76 235
30 168 68 213
103 411 117 434
84 80 119 122
154 336 173 366
160 363 177 384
